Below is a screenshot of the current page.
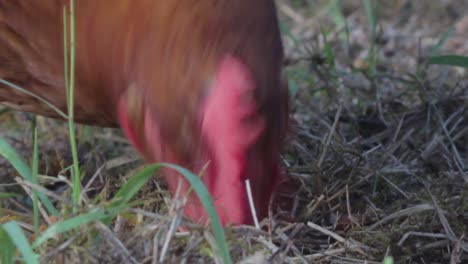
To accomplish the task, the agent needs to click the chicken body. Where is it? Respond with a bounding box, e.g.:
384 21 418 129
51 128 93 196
0 0 288 225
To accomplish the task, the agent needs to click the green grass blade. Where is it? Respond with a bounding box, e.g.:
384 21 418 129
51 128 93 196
383 256 394 264
32 208 109 248
428 55 468 68
0 225 15 264
63 0 81 211
108 164 162 209
31 117 40 235
328 0 347 36
320 27 336 67
430 26 455 56
109 163 232 263
363 0 378 76
159 163 232 264
363 0 376 28
0 139 30 179
0 192 21 199
63 7 69 107
2 221 39 264
33 164 162 249
0 139 58 216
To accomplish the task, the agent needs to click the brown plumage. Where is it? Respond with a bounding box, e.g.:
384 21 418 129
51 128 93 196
0 0 289 225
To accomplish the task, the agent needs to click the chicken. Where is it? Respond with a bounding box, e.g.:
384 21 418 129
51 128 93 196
0 0 289 226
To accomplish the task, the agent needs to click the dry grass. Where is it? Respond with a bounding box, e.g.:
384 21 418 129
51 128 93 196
1 0 468 263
